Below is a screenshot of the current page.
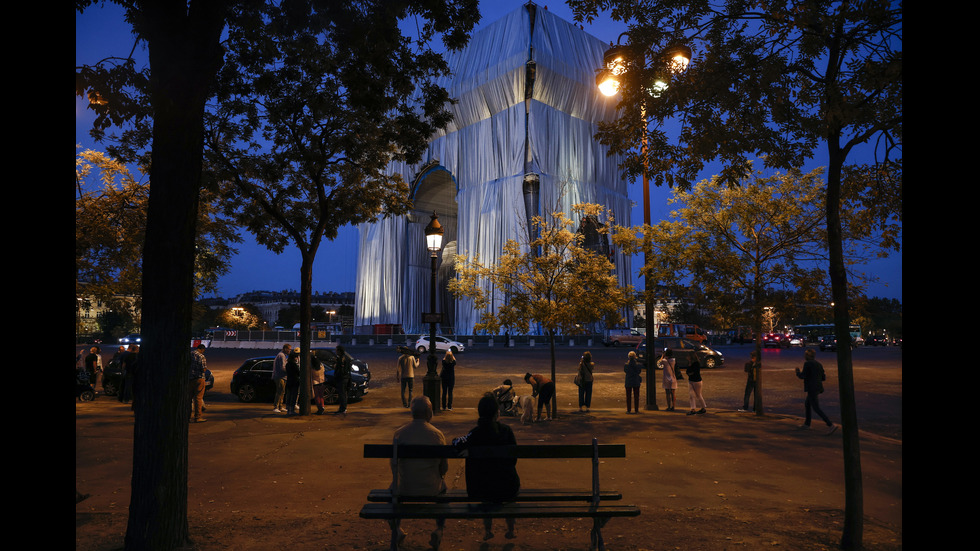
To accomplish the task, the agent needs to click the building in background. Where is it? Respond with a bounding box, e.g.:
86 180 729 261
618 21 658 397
354 3 631 335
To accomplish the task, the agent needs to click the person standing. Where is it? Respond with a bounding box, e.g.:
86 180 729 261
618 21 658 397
577 351 595 412
440 350 456 411
397 351 418 408
685 352 707 415
334 345 352 415
189 344 209 423
272 344 291 413
84 346 103 394
523 373 554 421
311 351 326 414
739 350 762 412
658 349 678 411
453 393 521 541
284 348 301 416
389 396 448 549
796 348 836 434
119 344 139 405
624 350 642 413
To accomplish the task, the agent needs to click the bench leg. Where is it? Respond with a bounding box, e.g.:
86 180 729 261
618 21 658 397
590 517 610 551
388 519 405 551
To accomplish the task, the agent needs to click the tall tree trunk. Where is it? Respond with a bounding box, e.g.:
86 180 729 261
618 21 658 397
827 144 864 550
125 3 226 549
298 252 314 415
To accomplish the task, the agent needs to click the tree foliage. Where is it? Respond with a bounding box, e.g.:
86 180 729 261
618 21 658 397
75 147 240 305
450 203 634 415
570 1 901 547
203 0 479 414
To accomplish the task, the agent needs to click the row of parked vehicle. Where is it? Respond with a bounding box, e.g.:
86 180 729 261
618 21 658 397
229 334 467 405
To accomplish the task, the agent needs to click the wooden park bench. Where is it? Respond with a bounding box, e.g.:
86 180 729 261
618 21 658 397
360 438 639 551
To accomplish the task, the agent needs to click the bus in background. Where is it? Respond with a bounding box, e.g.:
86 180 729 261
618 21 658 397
792 324 863 346
657 323 707 343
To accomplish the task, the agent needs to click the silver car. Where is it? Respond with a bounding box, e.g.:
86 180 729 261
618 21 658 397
414 335 465 354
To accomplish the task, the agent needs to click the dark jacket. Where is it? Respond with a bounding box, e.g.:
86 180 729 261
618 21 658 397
440 359 456 380
453 419 520 502
685 360 702 383
285 356 300 389
624 358 642 388
797 360 825 394
335 355 352 381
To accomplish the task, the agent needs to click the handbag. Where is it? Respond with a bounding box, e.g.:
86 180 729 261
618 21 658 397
573 374 582 387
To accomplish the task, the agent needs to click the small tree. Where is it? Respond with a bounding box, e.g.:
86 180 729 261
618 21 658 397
450 203 634 417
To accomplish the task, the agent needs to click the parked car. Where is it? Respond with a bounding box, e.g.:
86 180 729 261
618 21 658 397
118 333 142 345
603 328 645 347
636 337 725 369
230 347 370 404
414 335 465 354
763 333 791 348
101 361 213 396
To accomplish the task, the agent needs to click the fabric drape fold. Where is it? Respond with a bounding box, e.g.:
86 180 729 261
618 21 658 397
355 4 631 335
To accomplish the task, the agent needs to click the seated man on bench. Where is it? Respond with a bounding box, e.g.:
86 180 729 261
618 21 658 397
391 396 448 549
452 393 521 541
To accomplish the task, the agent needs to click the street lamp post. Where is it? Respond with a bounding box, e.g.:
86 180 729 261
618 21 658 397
423 212 444 412
596 39 692 410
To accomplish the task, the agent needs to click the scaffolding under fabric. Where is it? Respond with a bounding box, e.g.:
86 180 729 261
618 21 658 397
354 3 631 336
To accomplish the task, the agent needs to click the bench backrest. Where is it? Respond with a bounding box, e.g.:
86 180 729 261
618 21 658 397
366 438 623 505
364 443 626 459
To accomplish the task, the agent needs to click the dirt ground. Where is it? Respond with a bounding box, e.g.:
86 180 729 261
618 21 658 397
75 347 902 550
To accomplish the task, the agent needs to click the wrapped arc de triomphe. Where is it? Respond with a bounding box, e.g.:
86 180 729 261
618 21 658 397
354 3 632 336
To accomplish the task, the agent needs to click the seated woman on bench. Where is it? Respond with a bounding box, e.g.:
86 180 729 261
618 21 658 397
453 393 521 540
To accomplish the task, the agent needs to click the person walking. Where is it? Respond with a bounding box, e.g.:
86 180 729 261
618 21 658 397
796 348 836 434
523 373 554 421
189 344 209 423
739 350 762 412
453 393 521 541
685 352 707 415
311 351 326 415
284 348 301 416
397 351 418 408
272 344 291 413
577 351 595 412
624 350 642 413
658 348 678 411
440 350 456 411
334 345 352 415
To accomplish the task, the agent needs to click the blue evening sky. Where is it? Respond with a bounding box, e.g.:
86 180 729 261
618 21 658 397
76 1 901 302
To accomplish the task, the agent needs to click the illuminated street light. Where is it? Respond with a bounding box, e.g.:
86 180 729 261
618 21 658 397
423 212 444 411
595 39 692 410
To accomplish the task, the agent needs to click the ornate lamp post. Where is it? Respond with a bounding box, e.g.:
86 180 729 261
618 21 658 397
423 211 444 411
596 39 692 411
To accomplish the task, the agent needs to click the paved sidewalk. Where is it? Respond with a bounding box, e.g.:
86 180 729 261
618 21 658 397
76 387 902 550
